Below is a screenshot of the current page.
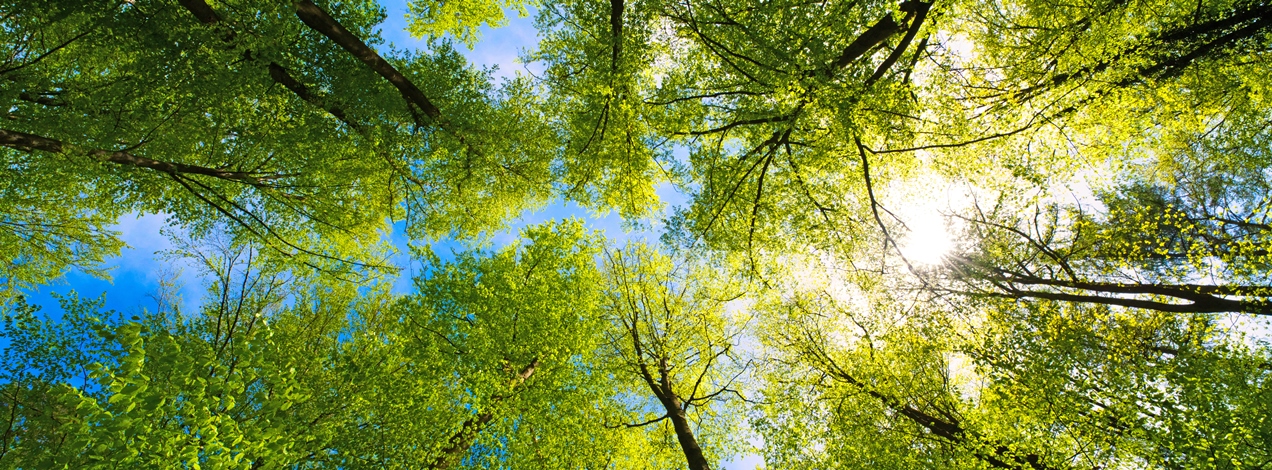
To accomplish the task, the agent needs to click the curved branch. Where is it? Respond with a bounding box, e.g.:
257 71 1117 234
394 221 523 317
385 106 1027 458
865 1 932 86
177 0 364 132
1 128 278 185
292 0 442 121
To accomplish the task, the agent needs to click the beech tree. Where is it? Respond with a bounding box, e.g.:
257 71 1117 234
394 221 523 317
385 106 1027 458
392 221 644 469
0 222 674 469
939 115 1272 316
535 0 938 255
530 0 1272 274
1 0 560 295
0 239 376 468
751 272 1065 470
969 299 1272 468
749 258 1271 469
599 244 752 470
2 0 1271 468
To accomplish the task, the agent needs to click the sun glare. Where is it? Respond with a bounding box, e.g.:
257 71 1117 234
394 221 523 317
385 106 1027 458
888 170 968 267
900 212 955 266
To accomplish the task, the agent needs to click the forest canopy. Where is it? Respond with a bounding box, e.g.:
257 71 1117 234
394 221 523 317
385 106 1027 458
1 0 1270 468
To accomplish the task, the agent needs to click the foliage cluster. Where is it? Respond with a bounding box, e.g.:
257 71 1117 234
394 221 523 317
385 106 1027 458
1 0 1270 468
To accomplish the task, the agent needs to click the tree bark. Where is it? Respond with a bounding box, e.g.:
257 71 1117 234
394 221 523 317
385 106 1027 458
987 287 1270 316
829 14 903 71
1 128 274 184
662 397 711 470
865 1 931 85
176 0 363 132
176 0 222 24
426 358 539 470
610 0 624 70
291 0 442 120
960 264 1272 316
627 316 713 470
646 359 711 470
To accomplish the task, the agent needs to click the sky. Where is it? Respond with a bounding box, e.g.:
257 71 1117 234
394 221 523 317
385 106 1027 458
20 0 701 315
12 3 761 468
21 2 624 314
14 4 1268 469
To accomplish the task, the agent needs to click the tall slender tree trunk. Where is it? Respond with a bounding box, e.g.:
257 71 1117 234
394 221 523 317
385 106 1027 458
664 398 711 470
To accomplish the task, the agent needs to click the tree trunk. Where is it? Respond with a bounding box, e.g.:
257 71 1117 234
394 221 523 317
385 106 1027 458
665 400 712 470
649 365 711 470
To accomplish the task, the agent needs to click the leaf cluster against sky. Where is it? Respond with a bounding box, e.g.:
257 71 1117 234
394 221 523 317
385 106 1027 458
2 0 1271 468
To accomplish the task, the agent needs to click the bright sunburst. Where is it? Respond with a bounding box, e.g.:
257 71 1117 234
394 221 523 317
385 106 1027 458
892 169 961 267
899 211 955 266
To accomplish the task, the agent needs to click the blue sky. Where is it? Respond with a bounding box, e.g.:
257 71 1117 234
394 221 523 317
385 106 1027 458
22 0 702 313
15 3 760 467
21 2 624 313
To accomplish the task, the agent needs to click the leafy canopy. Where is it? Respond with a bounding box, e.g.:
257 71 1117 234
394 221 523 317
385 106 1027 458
2 0 1271 468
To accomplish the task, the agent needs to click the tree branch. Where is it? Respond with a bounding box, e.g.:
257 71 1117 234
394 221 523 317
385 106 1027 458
426 358 539 470
829 14 903 71
865 1 932 86
177 0 364 132
1 128 278 185
291 0 441 121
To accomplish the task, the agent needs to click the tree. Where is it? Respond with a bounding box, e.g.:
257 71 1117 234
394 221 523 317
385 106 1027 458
1 0 561 293
5 0 1272 468
599 244 752 470
391 220 649 469
951 0 1272 121
722 1 1272 463
0 222 675 469
531 0 1272 272
748 254 1271 469
923 0 1272 191
752 273 1069 470
534 0 937 256
969 298 1272 469
939 122 1272 316
0 239 374 468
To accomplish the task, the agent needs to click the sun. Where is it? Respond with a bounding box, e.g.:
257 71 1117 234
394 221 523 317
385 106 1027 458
899 212 955 266
891 170 961 267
